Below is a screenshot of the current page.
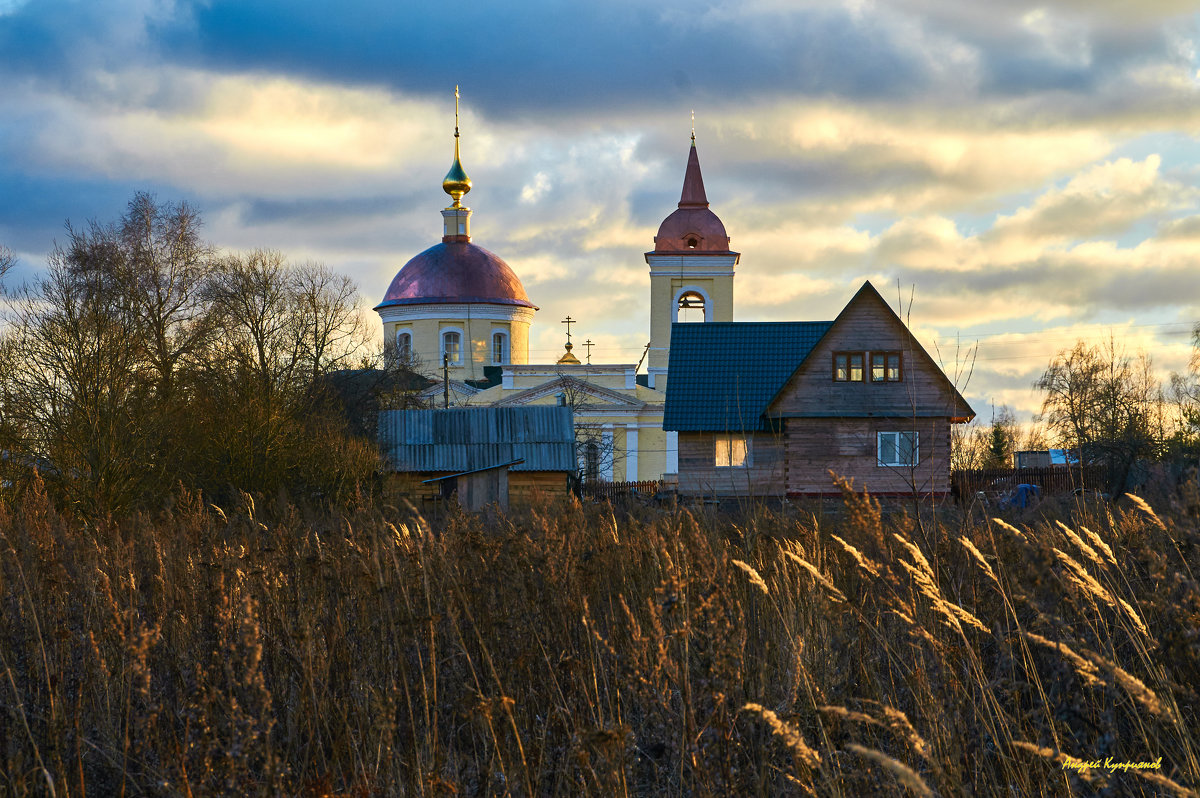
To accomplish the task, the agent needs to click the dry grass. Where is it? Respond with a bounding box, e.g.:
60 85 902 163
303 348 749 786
1 475 1199 796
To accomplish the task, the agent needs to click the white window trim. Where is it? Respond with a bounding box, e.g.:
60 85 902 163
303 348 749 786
440 326 465 365
395 328 412 357
672 285 712 323
490 328 510 365
715 434 750 468
877 431 919 467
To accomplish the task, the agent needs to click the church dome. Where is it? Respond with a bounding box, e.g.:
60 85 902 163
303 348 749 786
375 241 536 309
651 141 732 254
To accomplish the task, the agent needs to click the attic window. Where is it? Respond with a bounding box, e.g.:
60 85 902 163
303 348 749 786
677 291 706 323
686 237 699 249
833 352 864 382
871 352 902 382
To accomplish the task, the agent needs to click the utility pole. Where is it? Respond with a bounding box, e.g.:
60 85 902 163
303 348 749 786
443 353 450 409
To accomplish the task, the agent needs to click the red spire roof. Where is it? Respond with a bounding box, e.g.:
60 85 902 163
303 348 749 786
650 140 733 254
678 142 709 208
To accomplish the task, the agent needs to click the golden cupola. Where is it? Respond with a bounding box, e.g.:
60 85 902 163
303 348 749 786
442 85 472 208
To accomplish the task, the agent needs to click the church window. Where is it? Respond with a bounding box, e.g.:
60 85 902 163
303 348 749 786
715 435 748 468
686 237 698 249
584 442 600 483
878 431 919 467
871 352 902 382
492 331 509 364
834 352 864 382
677 290 706 323
442 331 462 364
395 330 412 359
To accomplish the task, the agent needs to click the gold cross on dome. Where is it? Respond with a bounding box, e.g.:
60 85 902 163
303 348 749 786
561 315 575 344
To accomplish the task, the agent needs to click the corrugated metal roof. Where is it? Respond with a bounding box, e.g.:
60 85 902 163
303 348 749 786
663 321 833 432
379 406 576 473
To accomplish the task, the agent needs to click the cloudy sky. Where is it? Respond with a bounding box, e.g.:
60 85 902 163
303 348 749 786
2 0 1199 421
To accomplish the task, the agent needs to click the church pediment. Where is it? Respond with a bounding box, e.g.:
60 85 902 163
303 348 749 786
493 376 647 409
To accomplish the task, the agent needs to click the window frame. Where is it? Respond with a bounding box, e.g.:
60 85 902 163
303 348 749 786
440 328 464 365
833 351 865 382
491 330 509 364
714 434 750 468
877 431 919 467
870 351 903 383
395 329 412 360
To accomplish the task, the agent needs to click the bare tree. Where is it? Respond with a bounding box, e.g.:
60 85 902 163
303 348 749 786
0 244 14 281
1035 337 1165 494
2 227 149 513
290 262 371 388
118 192 218 402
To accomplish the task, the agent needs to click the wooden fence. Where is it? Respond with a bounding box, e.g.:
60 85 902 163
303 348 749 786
951 465 1106 497
581 480 663 501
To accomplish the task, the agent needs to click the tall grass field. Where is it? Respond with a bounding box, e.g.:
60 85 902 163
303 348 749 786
2 476 1198 796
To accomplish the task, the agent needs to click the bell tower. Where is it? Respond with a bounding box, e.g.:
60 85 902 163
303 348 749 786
645 128 739 392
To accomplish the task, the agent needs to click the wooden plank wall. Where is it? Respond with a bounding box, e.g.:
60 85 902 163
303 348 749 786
509 471 570 501
770 292 968 419
784 417 952 495
383 470 568 509
677 432 787 497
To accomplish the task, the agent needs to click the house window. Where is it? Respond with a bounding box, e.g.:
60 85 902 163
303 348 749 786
441 331 462 364
395 330 412 359
834 352 864 382
878 431 919 467
871 352 902 382
492 331 508 364
715 435 748 468
677 290 706 323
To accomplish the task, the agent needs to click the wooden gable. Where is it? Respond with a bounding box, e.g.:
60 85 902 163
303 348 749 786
767 282 974 421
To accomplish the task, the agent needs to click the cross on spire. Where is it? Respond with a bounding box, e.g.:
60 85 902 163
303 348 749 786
583 338 594 364
691 109 695 145
454 85 460 138
561 315 575 344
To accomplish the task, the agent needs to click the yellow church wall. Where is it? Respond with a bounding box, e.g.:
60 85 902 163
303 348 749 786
385 314 531 382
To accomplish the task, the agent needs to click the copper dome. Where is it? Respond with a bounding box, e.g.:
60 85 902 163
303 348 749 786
375 241 536 309
651 143 733 254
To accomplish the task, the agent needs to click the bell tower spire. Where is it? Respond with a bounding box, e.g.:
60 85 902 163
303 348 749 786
644 122 739 392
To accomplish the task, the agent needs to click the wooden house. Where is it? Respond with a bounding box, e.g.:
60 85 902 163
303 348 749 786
663 281 974 498
378 406 576 509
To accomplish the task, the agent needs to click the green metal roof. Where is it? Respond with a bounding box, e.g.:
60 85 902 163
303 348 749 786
663 321 833 432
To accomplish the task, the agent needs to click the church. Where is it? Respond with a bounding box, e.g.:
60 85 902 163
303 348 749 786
374 98 973 496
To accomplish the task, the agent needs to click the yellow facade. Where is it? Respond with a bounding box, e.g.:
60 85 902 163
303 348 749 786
384 308 533 383
645 254 738 394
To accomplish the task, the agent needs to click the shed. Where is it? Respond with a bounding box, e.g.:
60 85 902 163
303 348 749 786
379 406 576 508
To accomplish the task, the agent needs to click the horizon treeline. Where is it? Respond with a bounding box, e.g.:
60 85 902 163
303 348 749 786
0 193 393 515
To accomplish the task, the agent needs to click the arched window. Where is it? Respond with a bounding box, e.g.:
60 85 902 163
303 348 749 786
677 290 707 323
395 330 412 359
441 330 462 364
492 331 509 364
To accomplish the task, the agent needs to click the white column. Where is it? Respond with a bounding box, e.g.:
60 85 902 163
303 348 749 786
601 424 614 481
625 425 639 481
666 430 678 474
